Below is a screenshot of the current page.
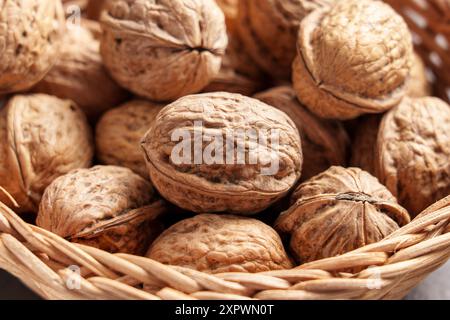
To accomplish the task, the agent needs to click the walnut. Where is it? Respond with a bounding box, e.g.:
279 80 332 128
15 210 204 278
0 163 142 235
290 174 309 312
100 0 228 102
141 92 303 215
147 214 293 273
254 86 349 180
237 0 333 79
0 94 93 213
32 23 129 120
96 100 165 178
37 166 166 255
275 166 410 263
0 0 65 94
352 97 450 217
203 32 266 96
293 0 413 120
408 52 432 98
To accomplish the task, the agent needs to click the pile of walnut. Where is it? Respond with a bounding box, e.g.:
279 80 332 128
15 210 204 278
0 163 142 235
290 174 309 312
0 0 449 277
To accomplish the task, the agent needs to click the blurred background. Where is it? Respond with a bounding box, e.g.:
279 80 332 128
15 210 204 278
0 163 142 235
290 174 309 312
1 262 450 300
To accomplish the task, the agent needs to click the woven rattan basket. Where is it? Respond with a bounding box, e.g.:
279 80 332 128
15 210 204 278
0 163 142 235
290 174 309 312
1 0 450 300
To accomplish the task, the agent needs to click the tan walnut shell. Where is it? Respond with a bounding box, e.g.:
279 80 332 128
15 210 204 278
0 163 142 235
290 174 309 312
32 22 129 120
352 97 450 217
275 166 410 263
147 214 293 273
293 0 413 120
407 52 432 98
96 100 165 178
203 32 266 96
37 166 166 255
237 0 333 80
141 92 303 215
0 94 94 213
254 86 349 181
100 0 228 102
0 0 65 94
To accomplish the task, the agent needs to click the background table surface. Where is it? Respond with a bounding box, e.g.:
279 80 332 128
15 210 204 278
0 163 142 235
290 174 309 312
1 262 450 300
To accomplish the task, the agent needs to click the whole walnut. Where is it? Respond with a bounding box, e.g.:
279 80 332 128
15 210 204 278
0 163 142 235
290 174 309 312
203 32 267 96
408 53 432 98
293 0 413 120
141 92 303 215
100 0 228 102
255 86 349 180
237 0 333 79
37 166 166 255
96 100 164 178
0 94 93 213
0 0 65 94
147 214 293 273
275 166 410 263
32 23 129 120
352 97 450 217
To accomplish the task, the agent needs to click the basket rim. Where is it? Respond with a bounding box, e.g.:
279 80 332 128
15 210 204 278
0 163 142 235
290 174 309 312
0 194 450 300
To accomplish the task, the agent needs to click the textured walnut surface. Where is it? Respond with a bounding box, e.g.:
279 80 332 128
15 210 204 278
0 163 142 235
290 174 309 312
148 214 293 273
96 100 165 178
32 22 128 120
142 92 303 214
408 53 431 98
0 0 65 93
276 166 410 263
293 0 413 120
100 0 228 101
237 0 332 79
0 94 93 213
254 86 349 180
37 165 164 254
375 97 450 216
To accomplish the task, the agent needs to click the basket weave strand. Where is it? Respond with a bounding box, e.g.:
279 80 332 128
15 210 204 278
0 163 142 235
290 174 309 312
0 195 449 300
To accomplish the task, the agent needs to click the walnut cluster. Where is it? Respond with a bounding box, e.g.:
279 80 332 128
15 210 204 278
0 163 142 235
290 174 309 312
2 0 449 277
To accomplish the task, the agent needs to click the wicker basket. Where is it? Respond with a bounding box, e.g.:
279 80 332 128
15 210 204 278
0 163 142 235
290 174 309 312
1 0 450 300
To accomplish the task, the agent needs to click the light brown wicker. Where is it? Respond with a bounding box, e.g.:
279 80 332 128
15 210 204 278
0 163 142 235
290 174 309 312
385 0 450 103
1 0 450 300
0 191 449 300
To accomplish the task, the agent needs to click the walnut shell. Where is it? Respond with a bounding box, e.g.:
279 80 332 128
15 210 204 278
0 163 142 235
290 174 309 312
100 0 228 102
0 0 65 94
203 32 266 96
32 22 129 120
237 0 333 79
352 97 450 217
0 94 93 213
254 86 349 180
293 0 413 120
96 100 165 178
147 214 293 273
37 166 166 255
408 52 432 98
275 166 410 263
141 92 303 215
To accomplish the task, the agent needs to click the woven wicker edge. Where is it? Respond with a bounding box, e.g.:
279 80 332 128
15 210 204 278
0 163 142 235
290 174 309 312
0 194 449 300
